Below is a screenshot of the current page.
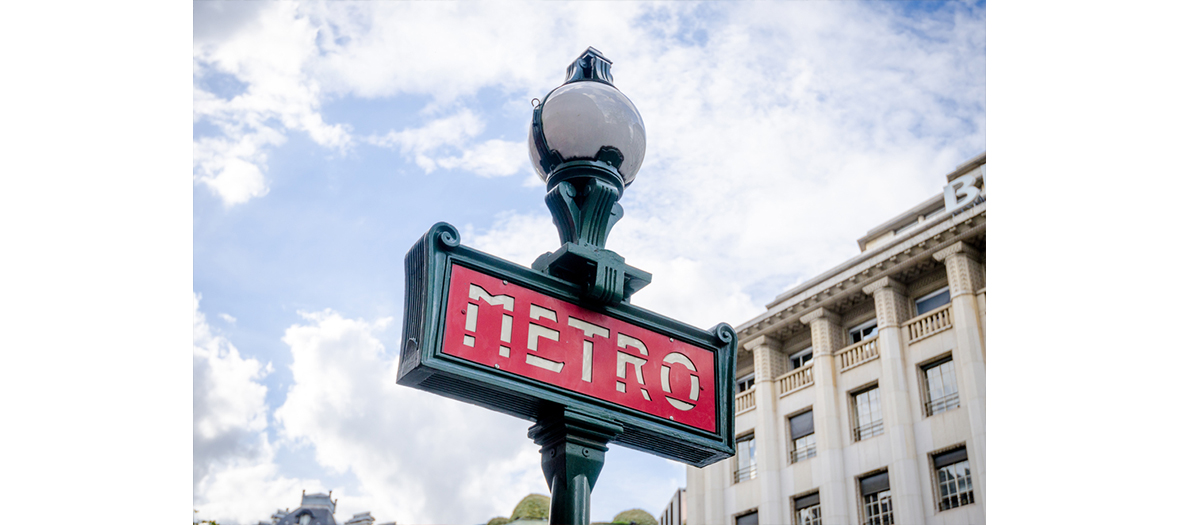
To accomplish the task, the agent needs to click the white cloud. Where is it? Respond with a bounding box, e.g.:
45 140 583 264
194 293 269 477
438 139 530 178
196 155 270 207
367 109 484 172
368 111 527 177
274 309 549 525
466 212 559 268
195 293 316 525
193 2 350 207
191 1 681 206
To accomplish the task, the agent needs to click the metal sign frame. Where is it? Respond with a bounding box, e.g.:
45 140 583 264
398 222 736 467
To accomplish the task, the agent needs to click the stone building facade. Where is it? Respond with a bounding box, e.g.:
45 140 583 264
687 153 986 525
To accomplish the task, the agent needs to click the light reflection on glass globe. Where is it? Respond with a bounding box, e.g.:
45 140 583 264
529 81 646 188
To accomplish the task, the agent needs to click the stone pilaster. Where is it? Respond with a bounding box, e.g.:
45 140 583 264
862 277 925 525
799 308 851 525
743 335 785 525
933 242 986 509
686 463 725 525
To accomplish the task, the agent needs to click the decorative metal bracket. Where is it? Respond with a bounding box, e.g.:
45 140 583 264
533 166 651 306
532 242 651 306
546 176 622 248
529 407 624 525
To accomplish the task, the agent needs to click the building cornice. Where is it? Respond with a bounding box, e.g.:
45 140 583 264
946 151 986 183
933 240 981 262
742 334 781 352
856 193 946 252
736 201 984 343
862 276 906 296
800 307 840 325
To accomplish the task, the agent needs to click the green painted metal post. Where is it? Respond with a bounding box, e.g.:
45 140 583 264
528 407 624 525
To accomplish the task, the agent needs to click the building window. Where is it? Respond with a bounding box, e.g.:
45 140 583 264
915 286 951 315
789 347 813 370
933 448 974 511
793 492 821 525
849 320 878 344
737 372 755 393
789 410 816 463
923 357 960 416
734 433 757 483
852 386 884 441
735 510 758 525
859 471 893 525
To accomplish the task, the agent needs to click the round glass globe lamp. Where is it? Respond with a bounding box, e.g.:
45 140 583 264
529 79 646 191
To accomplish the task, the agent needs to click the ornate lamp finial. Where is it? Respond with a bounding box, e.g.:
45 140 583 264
564 47 614 85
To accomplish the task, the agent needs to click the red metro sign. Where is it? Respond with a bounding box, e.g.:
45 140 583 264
397 223 736 467
443 264 717 432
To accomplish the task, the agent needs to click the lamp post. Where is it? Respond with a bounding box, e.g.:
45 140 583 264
395 47 736 525
527 47 651 525
529 47 652 306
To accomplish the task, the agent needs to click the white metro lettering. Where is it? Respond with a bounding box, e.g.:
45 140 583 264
616 333 651 401
661 352 701 411
526 305 564 373
465 284 514 357
568 316 609 383
458 280 707 417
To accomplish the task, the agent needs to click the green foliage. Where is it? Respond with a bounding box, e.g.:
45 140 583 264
612 509 657 525
511 493 551 521
194 509 219 525
487 517 510 525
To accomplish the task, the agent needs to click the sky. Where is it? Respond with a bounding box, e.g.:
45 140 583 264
192 2 986 524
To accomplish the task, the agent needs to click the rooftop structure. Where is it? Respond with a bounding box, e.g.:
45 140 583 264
688 153 986 525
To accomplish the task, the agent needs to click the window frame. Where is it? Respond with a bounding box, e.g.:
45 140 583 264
850 383 884 442
930 446 974 512
848 319 879 344
736 372 756 394
858 470 893 525
734 509 758 525
793 491 821 525
788 409 816 463
920 355 960 417
914 286 951 316
734 432 757 484
789 346 814 370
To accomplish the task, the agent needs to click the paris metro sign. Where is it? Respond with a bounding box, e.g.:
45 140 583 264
397 223 736 467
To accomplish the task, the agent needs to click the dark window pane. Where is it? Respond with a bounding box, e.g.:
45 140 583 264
916 289 951 315
860 471 890 494
735 512 758 525
795 492 820 509
790 411 814 438
933 448 968 469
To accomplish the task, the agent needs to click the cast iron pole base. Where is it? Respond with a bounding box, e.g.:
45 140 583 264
528 407 624 525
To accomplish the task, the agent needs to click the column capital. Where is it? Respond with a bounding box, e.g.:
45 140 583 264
862 276 906 296
801 307 841 325
803 308 844 356
935 241 985 297
742 334 782 353
865 277 911 328
933 241 981 263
